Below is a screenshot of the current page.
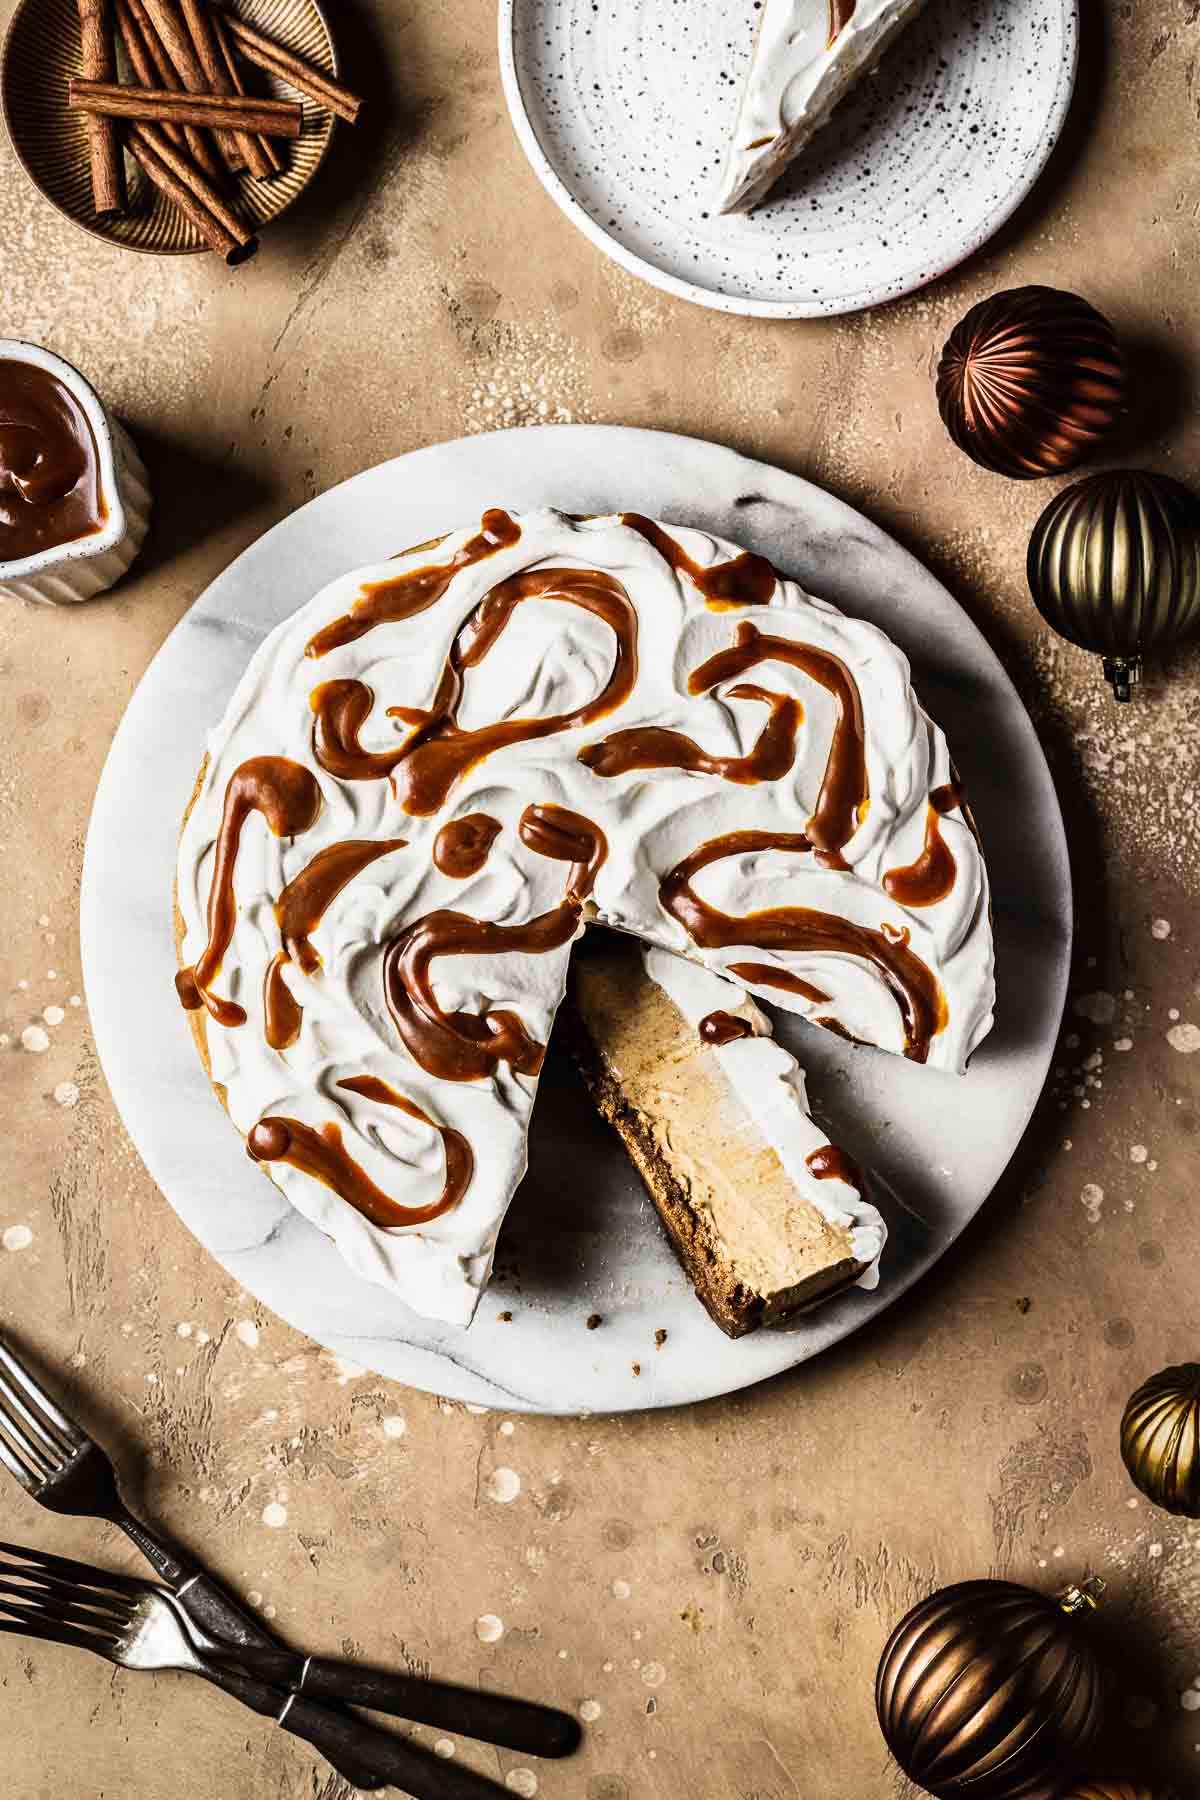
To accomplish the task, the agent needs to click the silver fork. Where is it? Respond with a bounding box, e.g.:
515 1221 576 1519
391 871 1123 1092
0 1332 577 1762
0 1541 512 1798
0 1333 394 1787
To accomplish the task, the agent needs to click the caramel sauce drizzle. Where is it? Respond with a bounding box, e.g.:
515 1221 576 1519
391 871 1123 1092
828 0 856 47
305 508 522 658
658 831 945 1064
687 622 867 854
805 1143 865 1190
699 1010 754 1047
263 837 406 1050
621 512 778 610
882 780 966 910
383 803 608 1083
312 566 638 816
1 360 108 561
176 756 322 1029
726 962 830 1005
246 1107 463 1230
433 813 502 879
579 684 802 785
338 1073 473 1220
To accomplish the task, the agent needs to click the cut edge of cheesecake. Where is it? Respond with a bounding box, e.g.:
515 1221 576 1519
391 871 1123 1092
568 935 886 1339
718 0 931 215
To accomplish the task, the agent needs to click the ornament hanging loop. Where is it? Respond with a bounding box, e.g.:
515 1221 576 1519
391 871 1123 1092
1057 1575 1105 1615
1102 657 1140 703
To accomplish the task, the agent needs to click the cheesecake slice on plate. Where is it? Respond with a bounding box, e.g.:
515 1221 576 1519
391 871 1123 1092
570 937 886 1338
719 0 930 214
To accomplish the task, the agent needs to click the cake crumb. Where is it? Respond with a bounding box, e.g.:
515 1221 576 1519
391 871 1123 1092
497 1310 513 1323
654 1328 668 1348
586 1313 602 1330
631 1362 641 1377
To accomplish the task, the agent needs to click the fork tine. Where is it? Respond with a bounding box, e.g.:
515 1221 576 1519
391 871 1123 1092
0 1339 84 1451
0 1373 67 1480
0 1541 148 1593
0 1425 39 1492
0 1560 138 1621
0 1579 128 1639
0 1359 76 1473
0 1612 115 1657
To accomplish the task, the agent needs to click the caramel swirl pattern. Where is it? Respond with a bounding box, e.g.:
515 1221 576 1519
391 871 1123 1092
177 756 322 1028
305 508 521 658
659 831 946 1063
828 0 856 46
383 804 608 1083
175 509 992 1320
883 781 967 910
687 621 867 855
312 565 638 816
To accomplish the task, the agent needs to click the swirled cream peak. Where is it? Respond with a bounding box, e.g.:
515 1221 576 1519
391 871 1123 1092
176 507 993 1324
718 0 930 214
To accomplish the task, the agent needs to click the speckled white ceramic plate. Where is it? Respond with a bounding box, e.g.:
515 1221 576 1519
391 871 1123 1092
498 0 1078 317
81 426 1071 1415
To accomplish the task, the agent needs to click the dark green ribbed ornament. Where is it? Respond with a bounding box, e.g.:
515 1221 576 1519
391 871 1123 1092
1026 469 1200 700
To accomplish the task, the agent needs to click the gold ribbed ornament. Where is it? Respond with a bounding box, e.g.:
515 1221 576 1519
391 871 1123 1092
936 286 1124 479
1027 469 1200 701
1120 1363 1200 1516
875 1578 1104 1799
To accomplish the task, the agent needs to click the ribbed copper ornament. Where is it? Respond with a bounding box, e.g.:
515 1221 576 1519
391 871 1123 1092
1027 469 1200 701
1062 1784 1156 1800
1120 1363 1200 1517
937 286 1124 479
875 1578 1104 1800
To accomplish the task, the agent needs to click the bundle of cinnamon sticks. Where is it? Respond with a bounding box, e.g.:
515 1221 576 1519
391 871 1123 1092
70 0 361 264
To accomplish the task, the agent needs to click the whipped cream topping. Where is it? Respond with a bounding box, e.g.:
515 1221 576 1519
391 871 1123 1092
719 0 930 213
176 508 993 1325
641 946 885 1285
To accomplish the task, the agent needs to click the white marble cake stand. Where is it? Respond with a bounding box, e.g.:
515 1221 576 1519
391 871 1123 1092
80 426 1071 1415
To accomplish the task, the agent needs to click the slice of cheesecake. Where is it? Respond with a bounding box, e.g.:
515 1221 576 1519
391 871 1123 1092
569 937 886 1338
719 0 930 214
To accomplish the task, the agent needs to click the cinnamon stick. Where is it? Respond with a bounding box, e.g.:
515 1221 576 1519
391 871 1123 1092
69 78 303 137
127 122 257 263
136 0 239 168
210 8 280 178
218 11 361 125
76 0 126 216
176 0 249 170
115 0 221 172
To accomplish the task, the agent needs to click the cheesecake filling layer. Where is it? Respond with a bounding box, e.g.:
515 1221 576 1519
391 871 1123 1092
640 948 886 1290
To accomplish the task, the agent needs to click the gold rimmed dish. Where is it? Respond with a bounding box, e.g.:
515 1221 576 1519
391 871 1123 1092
1 0 338 254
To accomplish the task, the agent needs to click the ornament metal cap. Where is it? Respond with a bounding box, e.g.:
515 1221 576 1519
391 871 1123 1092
1058 1574 1105 1614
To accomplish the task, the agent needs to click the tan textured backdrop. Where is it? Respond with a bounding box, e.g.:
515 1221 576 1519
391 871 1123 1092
3 1 1200 1795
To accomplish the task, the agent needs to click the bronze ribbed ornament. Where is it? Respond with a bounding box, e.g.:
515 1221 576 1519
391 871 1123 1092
936 286 1123 479
1027 469 1200 701
1062 1784 1156 1800
1120 1363 1200 1516
875 1578 1104 1799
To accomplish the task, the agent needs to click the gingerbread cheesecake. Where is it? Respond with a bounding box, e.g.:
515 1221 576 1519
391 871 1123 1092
571 937 885 1336
175 506 993 1327
719 0 930 214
